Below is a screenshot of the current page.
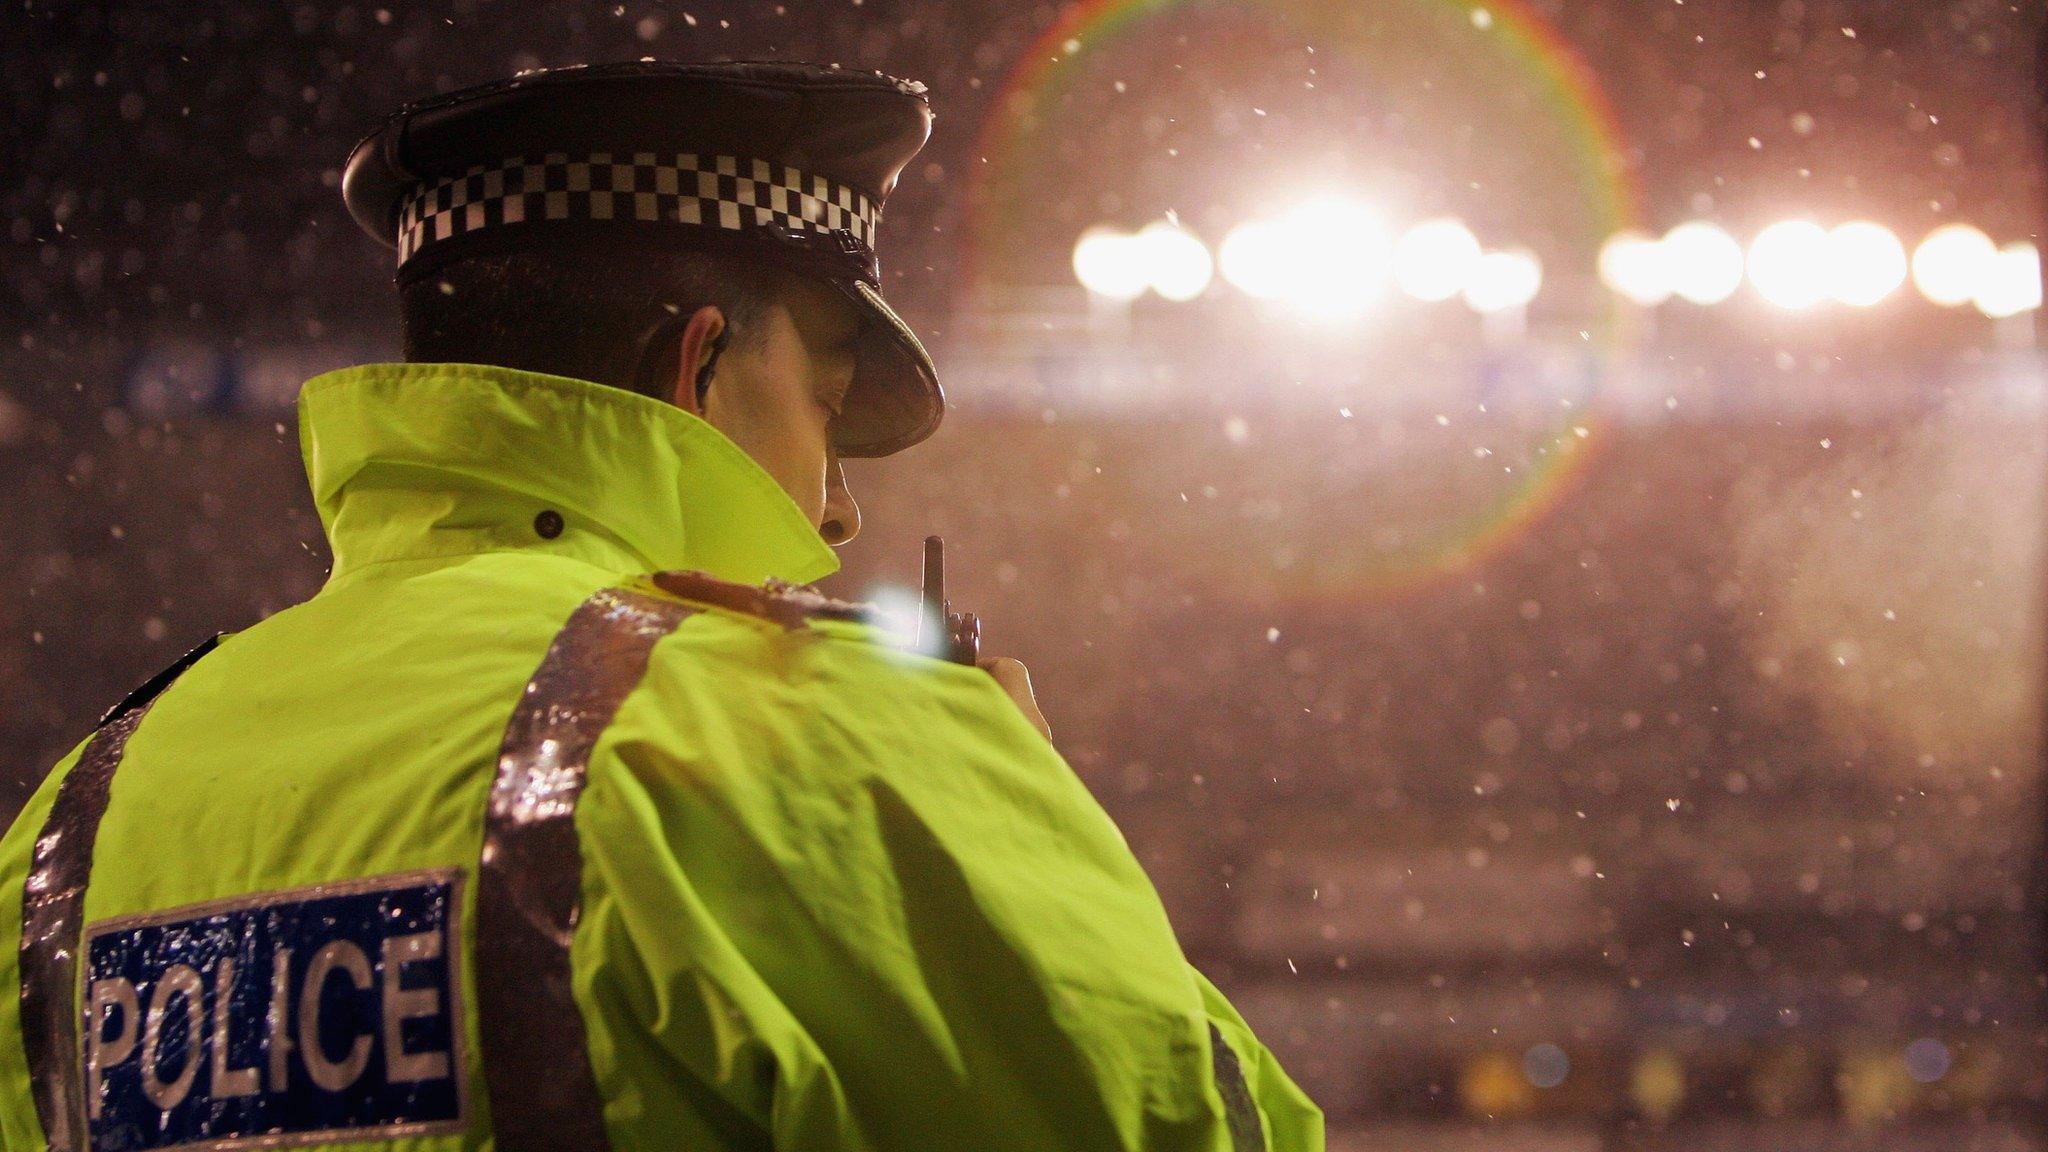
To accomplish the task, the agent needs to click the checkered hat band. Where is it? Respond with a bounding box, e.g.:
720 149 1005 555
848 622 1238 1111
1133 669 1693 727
394 152 880 265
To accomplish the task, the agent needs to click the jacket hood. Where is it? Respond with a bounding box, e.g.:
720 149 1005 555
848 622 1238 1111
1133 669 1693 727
298 363 841 588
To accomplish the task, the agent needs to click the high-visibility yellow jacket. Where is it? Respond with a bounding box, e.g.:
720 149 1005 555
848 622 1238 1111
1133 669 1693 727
0 363 1323 1152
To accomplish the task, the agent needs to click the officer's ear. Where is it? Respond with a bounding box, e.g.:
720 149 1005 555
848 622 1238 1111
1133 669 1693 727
672 305 728 416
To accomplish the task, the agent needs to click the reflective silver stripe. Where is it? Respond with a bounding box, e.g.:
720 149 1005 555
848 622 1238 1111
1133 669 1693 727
20 633 215 1152
21 703 157 1152
476 586 694 1152
1210 1023 1268 1152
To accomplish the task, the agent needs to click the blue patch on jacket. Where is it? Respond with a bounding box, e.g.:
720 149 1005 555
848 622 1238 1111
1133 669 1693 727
82 870 465 1151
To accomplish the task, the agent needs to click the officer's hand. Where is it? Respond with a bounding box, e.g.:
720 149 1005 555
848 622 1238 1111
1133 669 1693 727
979 657 1052 742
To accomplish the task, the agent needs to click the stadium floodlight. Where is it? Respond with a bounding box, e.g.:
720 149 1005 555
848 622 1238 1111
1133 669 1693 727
1912 223 1997 308
1394 218 1483 302
1277 195 1394 319
1661 221 1745 305
1598 231 1673 307
1220 195 1394 319
1748 220 1832 310
1219 219 1293 300
1072 226 1150 301
1974 242 2042 319
1135 219 1214 302
1462 249 1543 313
1826 221 1907 307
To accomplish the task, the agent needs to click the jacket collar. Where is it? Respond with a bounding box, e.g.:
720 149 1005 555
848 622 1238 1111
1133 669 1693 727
298 363 841 589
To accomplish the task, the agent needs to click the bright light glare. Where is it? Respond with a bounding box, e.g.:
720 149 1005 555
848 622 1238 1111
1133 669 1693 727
1975 242 2042 319
1072 227 1148 301
1747 220 1832 310
1598 231 1672 306
1279 196 1393 318
1135 219 1214 302
859 585 931 654
1825 221 1907 307
1394 218 1482 302
1222 195 1393 319
1661 221 1745 305
1912 224 1997 307
1219 220 1293 300
1462 249 1543 313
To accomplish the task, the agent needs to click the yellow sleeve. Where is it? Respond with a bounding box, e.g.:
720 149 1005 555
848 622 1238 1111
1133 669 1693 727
1190 966 1327 1152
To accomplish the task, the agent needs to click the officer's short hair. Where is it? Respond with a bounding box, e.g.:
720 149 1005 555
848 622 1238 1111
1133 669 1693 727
399 246 786 402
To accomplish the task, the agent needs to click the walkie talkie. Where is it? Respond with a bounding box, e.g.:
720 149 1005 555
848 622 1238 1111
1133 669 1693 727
919 536 981 666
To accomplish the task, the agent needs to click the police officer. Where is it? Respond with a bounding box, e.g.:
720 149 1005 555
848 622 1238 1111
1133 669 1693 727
0 62 1323 1152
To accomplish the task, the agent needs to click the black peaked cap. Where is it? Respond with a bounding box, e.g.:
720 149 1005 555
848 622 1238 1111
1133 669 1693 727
343 60 943 458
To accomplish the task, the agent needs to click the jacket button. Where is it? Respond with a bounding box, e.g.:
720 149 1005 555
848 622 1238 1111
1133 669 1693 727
533 510 564 539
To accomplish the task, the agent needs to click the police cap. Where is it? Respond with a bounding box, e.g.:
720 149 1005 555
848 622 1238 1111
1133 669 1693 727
343 60 942 457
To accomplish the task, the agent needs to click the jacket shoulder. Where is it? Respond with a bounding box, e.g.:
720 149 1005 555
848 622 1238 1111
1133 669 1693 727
94 632 227 729
627 570 973 704
628 570 977 701
636 569 877 632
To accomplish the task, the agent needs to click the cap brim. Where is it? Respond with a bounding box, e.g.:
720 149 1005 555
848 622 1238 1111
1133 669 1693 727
826 278 944 457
